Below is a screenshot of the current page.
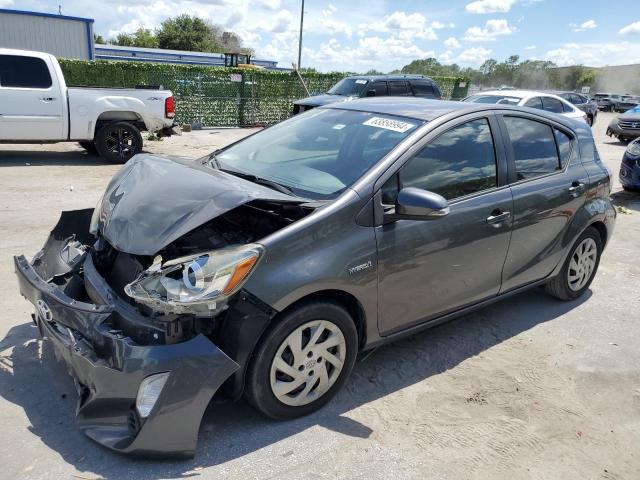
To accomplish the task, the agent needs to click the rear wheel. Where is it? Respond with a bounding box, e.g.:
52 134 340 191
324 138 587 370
78 141 98 154
245 301 358 420
545 227 602 301
95 121 142 164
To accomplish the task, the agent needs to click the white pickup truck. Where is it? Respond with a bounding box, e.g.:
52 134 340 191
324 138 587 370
0 48 178 163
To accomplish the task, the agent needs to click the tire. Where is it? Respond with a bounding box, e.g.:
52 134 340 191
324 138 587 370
586 115 593 127
245 301 358 420
545 227 603 301
95 121 143 164
78 141 98 154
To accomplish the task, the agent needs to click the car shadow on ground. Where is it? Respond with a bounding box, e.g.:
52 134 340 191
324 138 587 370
0 288 590 478
611 190 640 212
0 149 110 167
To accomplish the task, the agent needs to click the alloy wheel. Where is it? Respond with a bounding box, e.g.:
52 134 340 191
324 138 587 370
105 126 140 162
270 320 346 407
567 237 597 291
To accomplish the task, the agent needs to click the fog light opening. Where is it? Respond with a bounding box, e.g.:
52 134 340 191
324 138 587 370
136 372 170 418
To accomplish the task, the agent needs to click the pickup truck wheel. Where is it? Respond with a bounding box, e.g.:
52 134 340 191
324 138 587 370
545 227 602 301
78 141 98 154
245 301 358 420
95 121 142 164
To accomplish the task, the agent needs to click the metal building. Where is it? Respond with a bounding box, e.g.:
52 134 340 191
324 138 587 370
0 8 94 60
95 44 285 70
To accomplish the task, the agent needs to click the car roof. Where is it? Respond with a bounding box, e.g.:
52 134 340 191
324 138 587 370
344 74 434 82
320 97 581 126
470 89 564 99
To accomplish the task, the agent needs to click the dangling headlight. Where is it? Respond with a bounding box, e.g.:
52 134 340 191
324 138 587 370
125 244 264 312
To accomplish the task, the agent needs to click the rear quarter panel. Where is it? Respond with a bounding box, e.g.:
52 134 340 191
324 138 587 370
67 88 172 140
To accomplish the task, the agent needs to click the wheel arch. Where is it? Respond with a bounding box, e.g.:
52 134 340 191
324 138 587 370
221 288 368 401
588 220 608 247
94 111 146 137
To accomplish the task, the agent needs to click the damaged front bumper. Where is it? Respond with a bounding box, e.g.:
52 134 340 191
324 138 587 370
14 211 240 458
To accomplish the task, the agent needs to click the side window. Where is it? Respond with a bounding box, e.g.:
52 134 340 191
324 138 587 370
369 82 388 96
410 80 435 97
523 97 543 110
572 94 585 105
504 116 560 180
0 55 52 88
542 97 564 113
388 81 409 96
400 118 497 200
554 129 573 168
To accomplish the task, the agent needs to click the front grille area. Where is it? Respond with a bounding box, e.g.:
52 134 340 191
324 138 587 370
618 120 640 130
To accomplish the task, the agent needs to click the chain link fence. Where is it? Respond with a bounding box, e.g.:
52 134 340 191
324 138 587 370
59 59 469 127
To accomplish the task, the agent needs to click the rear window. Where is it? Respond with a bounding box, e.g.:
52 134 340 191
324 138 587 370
464 94 520 105
504 116 560 180
542 97 565 113
554 129 573 167
0 55 52 88
410 80 435 96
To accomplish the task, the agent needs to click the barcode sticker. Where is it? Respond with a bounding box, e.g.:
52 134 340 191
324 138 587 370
363 116 416 133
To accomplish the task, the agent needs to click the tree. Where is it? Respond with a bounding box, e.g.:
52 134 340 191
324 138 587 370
109 28 158 48
94 33 105 44
156 15 216 52
577 70 597 88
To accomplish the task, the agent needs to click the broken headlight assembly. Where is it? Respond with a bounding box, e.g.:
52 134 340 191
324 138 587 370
124 244 264 314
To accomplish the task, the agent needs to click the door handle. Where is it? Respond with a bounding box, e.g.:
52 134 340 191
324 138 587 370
40 97 56 102
486 210 511 225
568 181 585 198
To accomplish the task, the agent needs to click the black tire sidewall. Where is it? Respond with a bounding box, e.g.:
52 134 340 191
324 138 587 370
95 121 143 164
246 301 358 420
559 228 603 300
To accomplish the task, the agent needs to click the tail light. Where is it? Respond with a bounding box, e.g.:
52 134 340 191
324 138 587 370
165 96 175 119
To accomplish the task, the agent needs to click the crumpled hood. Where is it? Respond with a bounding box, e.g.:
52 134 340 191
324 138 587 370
293 94 354 107
96 154 296 255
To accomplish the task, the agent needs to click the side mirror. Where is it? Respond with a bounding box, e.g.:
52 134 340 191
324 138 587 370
395 187 449 219
366 89 376 97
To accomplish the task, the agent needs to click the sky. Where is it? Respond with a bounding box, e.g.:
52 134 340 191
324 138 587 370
3 0 640 72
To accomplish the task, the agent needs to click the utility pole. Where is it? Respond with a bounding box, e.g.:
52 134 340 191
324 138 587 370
297 0 304 70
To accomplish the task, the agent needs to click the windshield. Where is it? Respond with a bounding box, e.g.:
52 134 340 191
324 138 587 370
327 78 369 96
463 94 521 105
214 109 422 199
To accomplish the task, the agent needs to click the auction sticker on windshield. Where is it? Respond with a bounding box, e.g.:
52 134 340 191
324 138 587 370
363 116 416 133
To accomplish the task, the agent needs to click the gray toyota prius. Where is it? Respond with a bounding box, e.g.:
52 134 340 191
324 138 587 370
15 98 616 458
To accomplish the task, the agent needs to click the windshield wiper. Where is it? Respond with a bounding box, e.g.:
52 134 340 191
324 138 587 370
219 168 295 196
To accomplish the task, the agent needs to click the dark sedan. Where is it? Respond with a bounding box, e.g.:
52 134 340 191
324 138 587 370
552 91 598 126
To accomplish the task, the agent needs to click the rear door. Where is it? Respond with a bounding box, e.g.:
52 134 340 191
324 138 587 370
497 113 589 292
376 114 513 334
0 54 64 140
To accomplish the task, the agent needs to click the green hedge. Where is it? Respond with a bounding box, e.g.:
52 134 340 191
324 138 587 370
59 59 469 127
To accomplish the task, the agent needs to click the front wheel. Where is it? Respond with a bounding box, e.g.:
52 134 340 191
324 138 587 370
545 227 602 301
95 121 143 164
245 301 358 420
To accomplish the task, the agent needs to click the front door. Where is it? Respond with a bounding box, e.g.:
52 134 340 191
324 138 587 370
0 54 64 140
376 116 513 335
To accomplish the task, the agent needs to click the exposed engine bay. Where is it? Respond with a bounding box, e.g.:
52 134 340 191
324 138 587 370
36 200 314 348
